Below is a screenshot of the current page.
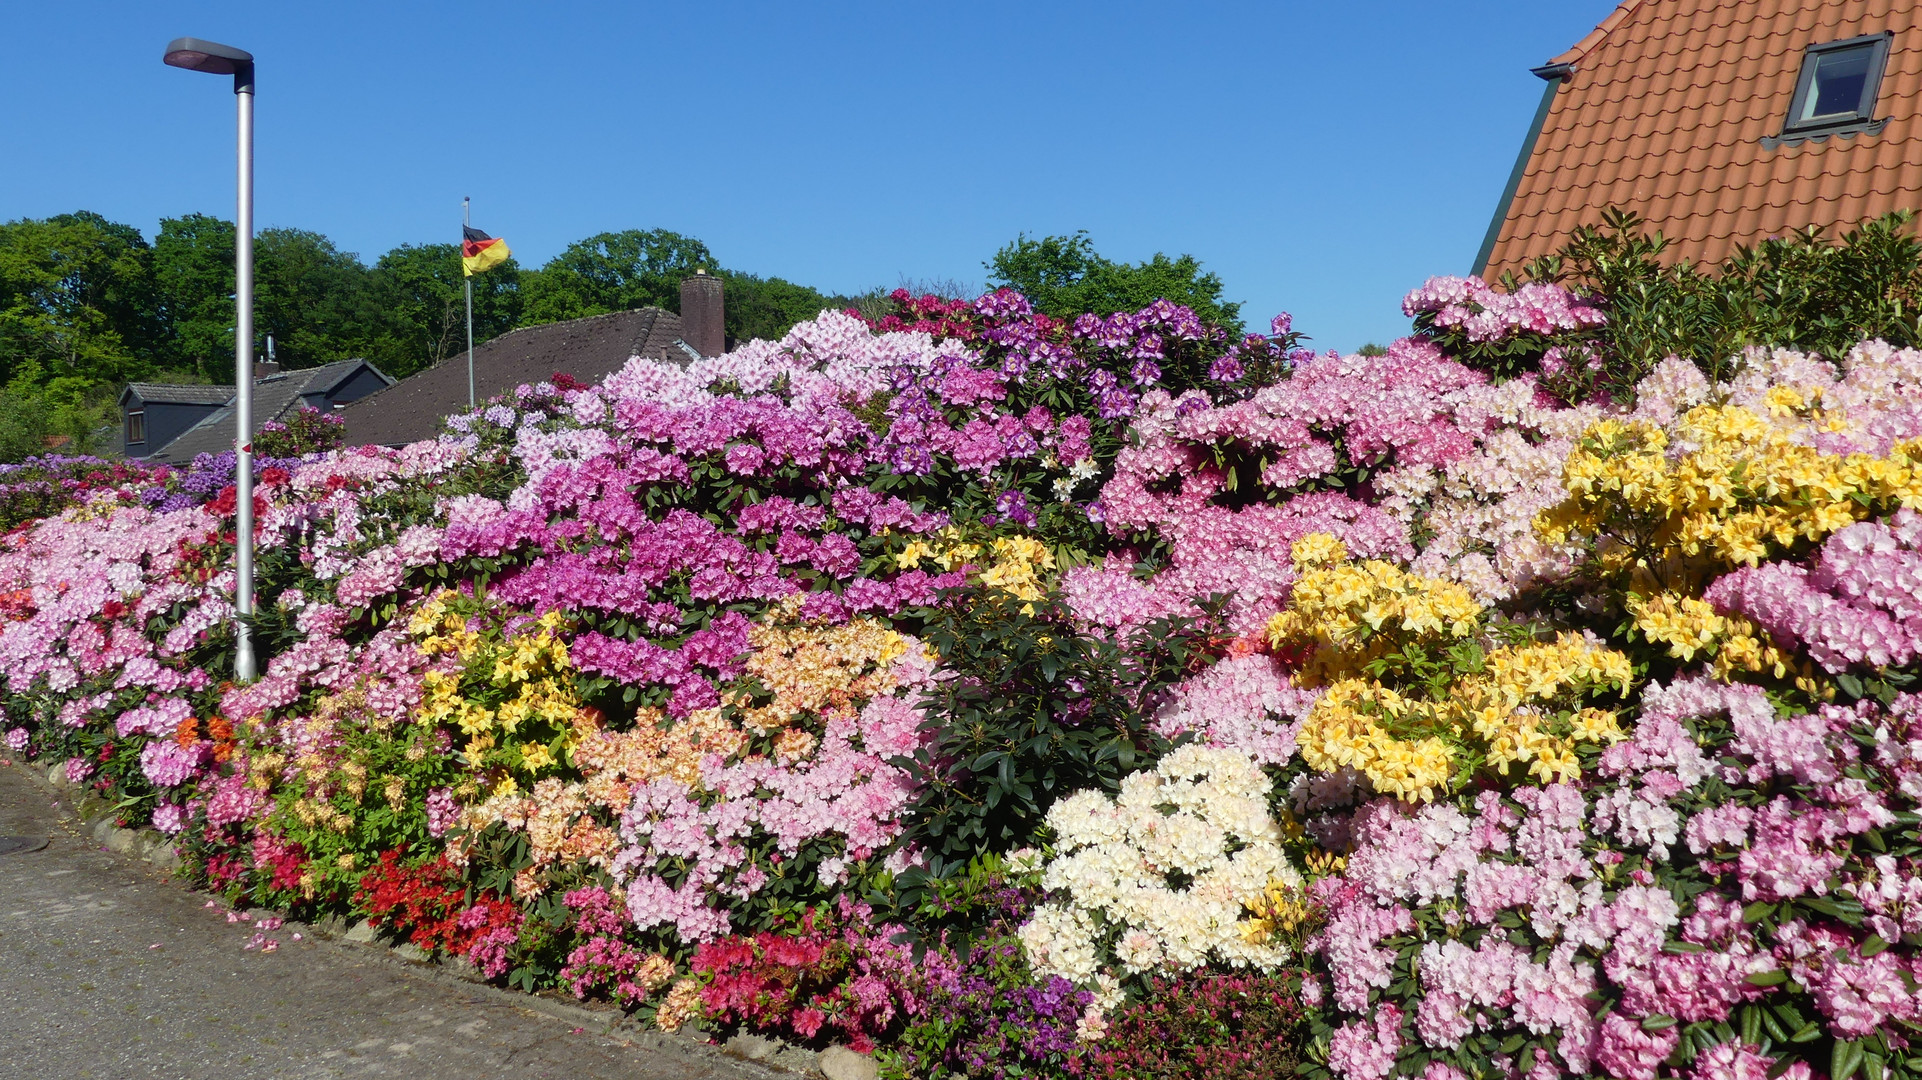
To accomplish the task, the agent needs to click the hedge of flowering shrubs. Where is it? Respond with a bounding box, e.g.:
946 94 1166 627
2 269 1920 1080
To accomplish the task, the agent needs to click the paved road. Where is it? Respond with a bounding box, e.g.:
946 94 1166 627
0 756 782 1080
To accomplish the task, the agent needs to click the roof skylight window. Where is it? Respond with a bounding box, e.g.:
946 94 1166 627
1783 32 1892 135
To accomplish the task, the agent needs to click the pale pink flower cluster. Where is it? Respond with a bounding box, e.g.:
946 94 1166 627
615 659 935 942
1151 652 1313 766
1309 675 1922 1080
1401 276 1606 344
1328 1003 1404 1080
1706 511 1922 673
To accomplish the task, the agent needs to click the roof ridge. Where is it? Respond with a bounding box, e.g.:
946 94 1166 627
1552 0 1653 68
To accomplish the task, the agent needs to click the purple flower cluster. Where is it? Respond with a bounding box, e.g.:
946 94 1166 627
900 938 1093 1080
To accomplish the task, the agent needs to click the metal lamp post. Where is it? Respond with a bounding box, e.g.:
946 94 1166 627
164 36 258 682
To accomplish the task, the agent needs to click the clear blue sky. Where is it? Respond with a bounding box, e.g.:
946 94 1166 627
0 1 1616 353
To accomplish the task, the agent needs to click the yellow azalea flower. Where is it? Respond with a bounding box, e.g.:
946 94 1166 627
1290 531 1349 568
519 741 555 773
1540 409 1922 587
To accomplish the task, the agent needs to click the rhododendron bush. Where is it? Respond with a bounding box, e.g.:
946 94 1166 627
4 273 1922 1080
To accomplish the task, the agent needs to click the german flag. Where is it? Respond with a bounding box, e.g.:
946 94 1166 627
461 225 510 277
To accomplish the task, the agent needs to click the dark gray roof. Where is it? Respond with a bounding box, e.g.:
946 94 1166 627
343 308 690 448
123 383 236 406
151 360 392 464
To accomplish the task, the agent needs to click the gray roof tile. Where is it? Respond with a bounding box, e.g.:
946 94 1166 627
343 308 691 447
125 383 236 406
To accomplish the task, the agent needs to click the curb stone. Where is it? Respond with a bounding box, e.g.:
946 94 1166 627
820 1045 882 1080
2 747 825 1077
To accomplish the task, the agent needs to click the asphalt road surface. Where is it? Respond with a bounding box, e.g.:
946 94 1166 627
0 756 780 1080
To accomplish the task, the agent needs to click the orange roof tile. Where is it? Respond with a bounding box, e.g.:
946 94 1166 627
1480 0 1922 280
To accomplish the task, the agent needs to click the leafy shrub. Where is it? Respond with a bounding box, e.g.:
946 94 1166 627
254 405 346 458
1519 208 1922 395
900 589 1210 880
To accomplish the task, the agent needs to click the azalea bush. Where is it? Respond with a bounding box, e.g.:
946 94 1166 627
3 259 1921 1080
255 405 347 458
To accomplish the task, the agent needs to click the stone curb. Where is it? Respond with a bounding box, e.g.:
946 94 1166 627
1 751 878 1079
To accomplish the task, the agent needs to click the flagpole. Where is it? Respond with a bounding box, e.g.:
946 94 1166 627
463 196 475 409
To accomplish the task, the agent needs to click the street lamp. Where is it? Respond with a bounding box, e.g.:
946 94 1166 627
164 36 258 683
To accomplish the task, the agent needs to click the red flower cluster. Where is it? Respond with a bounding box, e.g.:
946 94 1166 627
693 922 888 1048
250 832 308 894
851 289 982 340
204 484 268 520
353 849 510 957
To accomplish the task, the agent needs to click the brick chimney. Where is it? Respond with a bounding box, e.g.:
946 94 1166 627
679 269 725 359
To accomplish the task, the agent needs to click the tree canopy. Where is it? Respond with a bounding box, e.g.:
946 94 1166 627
0 214 1255 463
0 213 881 459
985 231 1244 333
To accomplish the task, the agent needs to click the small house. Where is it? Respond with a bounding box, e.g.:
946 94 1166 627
121 359 393 463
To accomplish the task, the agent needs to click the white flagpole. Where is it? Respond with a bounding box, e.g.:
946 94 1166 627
464 196 475 409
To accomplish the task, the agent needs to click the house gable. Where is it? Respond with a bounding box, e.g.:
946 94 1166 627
1477 0 1922 280
120 383 235 459
130 360 393 464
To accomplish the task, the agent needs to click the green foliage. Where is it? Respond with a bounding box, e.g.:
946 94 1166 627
520 228 714 323
0 361 120 461
152 213 237 379
721 270 854 345
0 211 161 386
365 243 522 378
1516 208 1922 394
987 231 1244 334
900 590 1209 879
253 228 387 370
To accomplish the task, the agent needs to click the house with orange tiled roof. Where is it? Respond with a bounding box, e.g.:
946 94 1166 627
1475 0 1922 281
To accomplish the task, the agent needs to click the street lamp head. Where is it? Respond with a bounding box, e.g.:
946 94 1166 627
164 37 254 93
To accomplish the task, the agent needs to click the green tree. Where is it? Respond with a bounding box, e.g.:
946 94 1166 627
254 228 379 369
521 229 714 323
720 271 853 345
366 243 522 378
153 213 236 379
0 360 119 462
985 231 1243 333
0 211 160 386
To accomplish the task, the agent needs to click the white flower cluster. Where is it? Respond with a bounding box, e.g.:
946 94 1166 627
1019 745 1300 983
